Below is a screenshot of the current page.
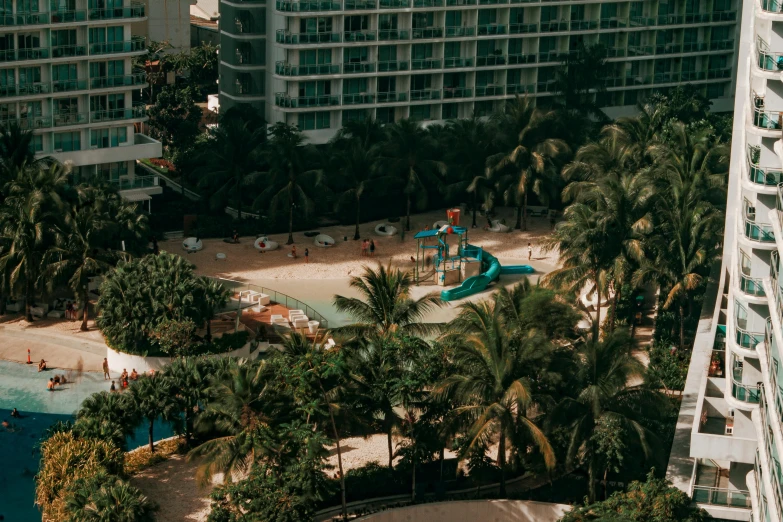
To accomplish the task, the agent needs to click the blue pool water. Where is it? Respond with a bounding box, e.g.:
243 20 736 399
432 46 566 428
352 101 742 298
0 360 174 522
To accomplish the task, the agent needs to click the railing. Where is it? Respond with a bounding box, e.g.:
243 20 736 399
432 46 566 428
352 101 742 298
444 57 473 68
88 2 145 20
344 0 377 8
53 112 87 127
445 26 475 37
52 79 88 92
90 103 146 123
210 277 330 329
739 271 767 297
476 85 504 97
509 22 538 34
477 23 507 35
0 81 51 97
377 91 407 103
732 376 761 404
748 154 783 186
110 175 159 191
692 486 752 507
753 105 783 130
763 0 783 13
343 62 376 73
409 89 440 101
89 71 147 89
275 93 340 108
506 84 534 95
508 53 536 65
778 183 783 233
50 9 88 23
378 29 409 40
411 58 441 70
89 37 146 56
344 30 377 42
443 87 472 99
275 0 342 10
758 38 783 72
275 62 340 76
343 93 375 105
742 217 775 243
377 60 408 72
7 11 50 24
736 322 764 350
476 55 506 66
276 30 341 44
412 27 444 39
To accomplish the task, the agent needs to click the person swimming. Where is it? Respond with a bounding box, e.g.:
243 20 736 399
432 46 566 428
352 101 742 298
10 408 20 418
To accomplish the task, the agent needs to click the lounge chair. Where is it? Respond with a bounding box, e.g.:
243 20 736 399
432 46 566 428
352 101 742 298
254 236 279 252
183 237 203 252
314 234 335 247
375 224 397 236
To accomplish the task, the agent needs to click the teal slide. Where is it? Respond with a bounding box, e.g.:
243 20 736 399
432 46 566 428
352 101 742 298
500 265 535 275
440 248 499 302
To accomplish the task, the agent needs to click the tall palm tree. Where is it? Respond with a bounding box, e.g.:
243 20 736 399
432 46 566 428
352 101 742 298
194 115 264 218
74 391 140 449
255 123 322 245
164 358 212 444
334 116 386 150
329 140 387 240
443 118 497 228
489 97 570 231
437 299 555 496
47 201 124 330
189 360 281 484
195 276 229 341
551 330 668 502
333 263 442 339
379 119 445 231
129 373 180 453
608 102 666 170
0 123 51 185
542 203 615 341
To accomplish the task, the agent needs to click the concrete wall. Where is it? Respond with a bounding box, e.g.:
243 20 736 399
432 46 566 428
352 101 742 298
357 500 571 522
106 342 258 373
133 0 193 53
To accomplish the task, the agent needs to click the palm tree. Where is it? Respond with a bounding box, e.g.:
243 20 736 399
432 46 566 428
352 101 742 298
195 276 230 341
189 360 280 484
329 140 386 240
551 330 668 502
437 299 555 496
334 116 386 150
489 97 570 231
47 201 124 330
634 124 728 348
608 102 666 170
443 118 497 228
0 164 68 321
379 119 445 231
542 203 615 341
255 123 323 245
164 358 212 444
64 472 157 522
194 115 264 218
333 263 442 339
129 373 179 453
74 391 140 449
0 123 52 184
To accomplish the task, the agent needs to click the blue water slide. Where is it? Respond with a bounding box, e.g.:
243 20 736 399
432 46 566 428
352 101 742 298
440 245 501 302
499 265 535 275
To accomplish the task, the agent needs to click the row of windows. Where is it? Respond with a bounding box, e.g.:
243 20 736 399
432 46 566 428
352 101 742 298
0 27 126 52
0 0 126 13
292 83 726 128
27 126 128 152
0 60 127 87
0 92 126 118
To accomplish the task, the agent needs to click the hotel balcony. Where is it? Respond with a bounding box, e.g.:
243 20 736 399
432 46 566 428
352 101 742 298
690 459 753 520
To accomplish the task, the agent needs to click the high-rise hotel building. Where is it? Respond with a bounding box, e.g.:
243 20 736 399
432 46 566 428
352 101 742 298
664 1 783 522
0 0 163 206
218 0 742 142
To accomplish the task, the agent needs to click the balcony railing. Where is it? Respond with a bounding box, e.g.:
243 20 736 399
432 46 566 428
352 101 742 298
90 103 146 123
377 91 407 103
275 62 340 76
275 93 340 108
89 71 147 89
344 30 376 42
111 175 159 191
409 89 440 101
411 58 441 70
412 27 444 39
476 85 504 97
508 53 536 65
343 93 375 105
477 23 507 35
275 0 342 11
692 486 752 507
509 22 538 34
506 84 534 95
343 62 376 73
748 155 783 187
378 29 409 40
275 31 341 44
445 26 475 37
743 217 775 243
344 0 377 8
377 60 408 72
10 11 50 24
50 10 88 23
53 112 88 127
762 0 783 13
476 55 506 66
89 38 146 56
736 323 763 351
444 57 473 68
88 2 145 20
731 377 761 404
739 272 767 297
443 87 472 99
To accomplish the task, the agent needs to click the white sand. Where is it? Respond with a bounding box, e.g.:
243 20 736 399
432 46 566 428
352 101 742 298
169 208 558 282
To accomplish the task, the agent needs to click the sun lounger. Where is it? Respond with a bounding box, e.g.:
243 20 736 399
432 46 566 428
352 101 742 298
292 316 309 329
6 300 21 312
289 309 305 321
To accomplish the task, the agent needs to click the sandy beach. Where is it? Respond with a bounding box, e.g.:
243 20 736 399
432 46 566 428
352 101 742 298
167 208 559 283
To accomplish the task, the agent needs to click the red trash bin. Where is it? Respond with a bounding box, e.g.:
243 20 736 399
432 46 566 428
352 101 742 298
447 208 461 226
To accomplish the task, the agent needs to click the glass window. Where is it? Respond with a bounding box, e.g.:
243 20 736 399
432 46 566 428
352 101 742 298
96 161 128 182
376 107 394 124
475 101 493 117
18 66 40 85
540 6 558 22
508 39 523 56
539 36 557 53
91 126 128 148
601 3 618 18
300 17 332 33
0 68 13 88
343 47 368 63
342 109 367 123
54 131 80 152
378 45 396 62
630 1 644 18
343 78 367 94
476 71 494 87
445 11 461 26
409 104 431 121
410 74 431 90
442 103 457 119
570 5 584 20
412 43 433 59
297 111 330 130
29 134 42 152
378 14 397 30
478 10 496 25
378 76 396 92
54 97 78 115
444 42 461 58
20 100 41 118
477 40 496 57
412 12 433 28
344 15 368 32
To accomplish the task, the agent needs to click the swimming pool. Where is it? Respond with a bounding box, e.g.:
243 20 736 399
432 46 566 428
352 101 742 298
0 360 173 521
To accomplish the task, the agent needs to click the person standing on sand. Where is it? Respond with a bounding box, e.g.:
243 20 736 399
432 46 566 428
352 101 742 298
291 245 297 258
370 240 376 257
304 248 309 263
361 239 367 257
528 242 532 261
102 358 110 380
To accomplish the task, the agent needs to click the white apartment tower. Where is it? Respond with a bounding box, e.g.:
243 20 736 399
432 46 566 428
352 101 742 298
218 0 741 142
665 1 783 522
0 0 163 206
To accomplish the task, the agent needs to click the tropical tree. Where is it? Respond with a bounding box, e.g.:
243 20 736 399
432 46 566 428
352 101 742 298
194 113 265 218
255 123 323 244
129 373 180 452
542 203 615 341
334 116 386 150
329 139 385 240
379 118 445 231
164 358 212 444
195 276 230 341
74 391 140 449
333 263 442 339
189 359 282 485
551 330 668 502
47 197 125 330
489 97 570 230
437 299 555 496
64 472 157 522
634 123 728 348
0 122 52 184
443 118 497 228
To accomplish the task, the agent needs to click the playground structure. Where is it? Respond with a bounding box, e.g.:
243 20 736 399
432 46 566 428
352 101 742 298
413 209 534 302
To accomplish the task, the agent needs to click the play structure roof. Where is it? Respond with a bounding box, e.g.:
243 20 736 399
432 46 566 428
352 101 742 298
414 226 468 239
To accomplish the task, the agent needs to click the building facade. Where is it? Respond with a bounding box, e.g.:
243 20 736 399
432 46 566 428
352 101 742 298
665 1 783 521
218 0 742 142
0 0 163 206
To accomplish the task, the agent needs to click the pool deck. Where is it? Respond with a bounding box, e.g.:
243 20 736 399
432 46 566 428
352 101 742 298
0 325 107 372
